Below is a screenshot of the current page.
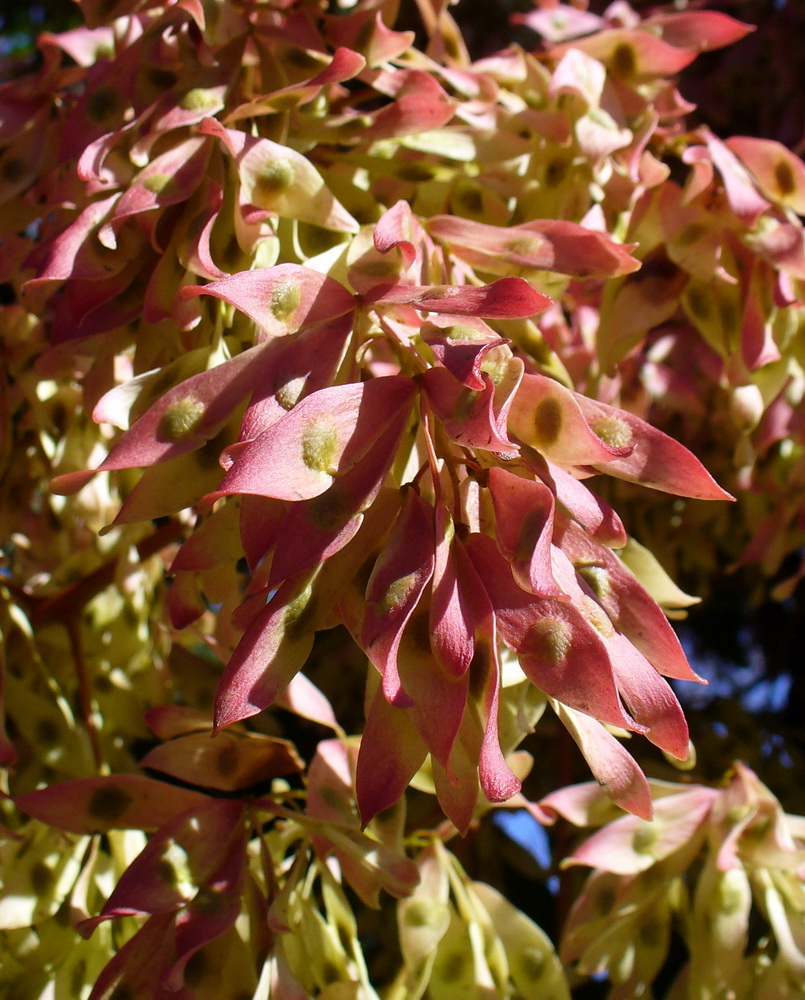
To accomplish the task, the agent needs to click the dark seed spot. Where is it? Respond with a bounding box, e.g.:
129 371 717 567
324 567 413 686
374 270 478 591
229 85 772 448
633 255 678 284
517 946 546 981
307 486 350 530
146 66 178 90
437 951 466 983
1 158 28 184
594 885 616 916
86 86 121 123
96 0 122 18
157 859 178 885
719 299 738 334
403 609 432 655
36 718 60 745
216 741 240 777
321 959 341 983
639 917 663 947
545 158 568 187
321 959 342 982
94 674 113 693
191 887 223 916
676 223 705 246
534 397 563 446
396 162 435 183
611 43 637 79
775 159 796 197
30 860 54 895
109 983 137 1000
183 949 206 986
109 983 136 1000
453 182 483 214
86 784 133 823
686 286 711 321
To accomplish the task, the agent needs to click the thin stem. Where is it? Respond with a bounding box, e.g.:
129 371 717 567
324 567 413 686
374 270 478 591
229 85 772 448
65 617 103 770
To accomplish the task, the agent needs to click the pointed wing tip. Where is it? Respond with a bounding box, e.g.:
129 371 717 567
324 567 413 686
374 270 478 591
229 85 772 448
694 485 735 503
356 788 393 830
213 699 259 733
622 792 654 822
617 258 642 276
50 469 97 495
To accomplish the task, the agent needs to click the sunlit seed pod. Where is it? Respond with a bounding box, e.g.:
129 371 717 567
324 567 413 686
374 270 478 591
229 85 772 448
591 415 633 450
728 383 764 433
158 396 206 442
301 418 340 474
255 160 294 199
523 618 573 666
270 282 301 322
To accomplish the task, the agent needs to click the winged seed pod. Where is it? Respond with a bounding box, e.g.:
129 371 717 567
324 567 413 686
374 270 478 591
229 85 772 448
394 842 570 1000
544 763 805 999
